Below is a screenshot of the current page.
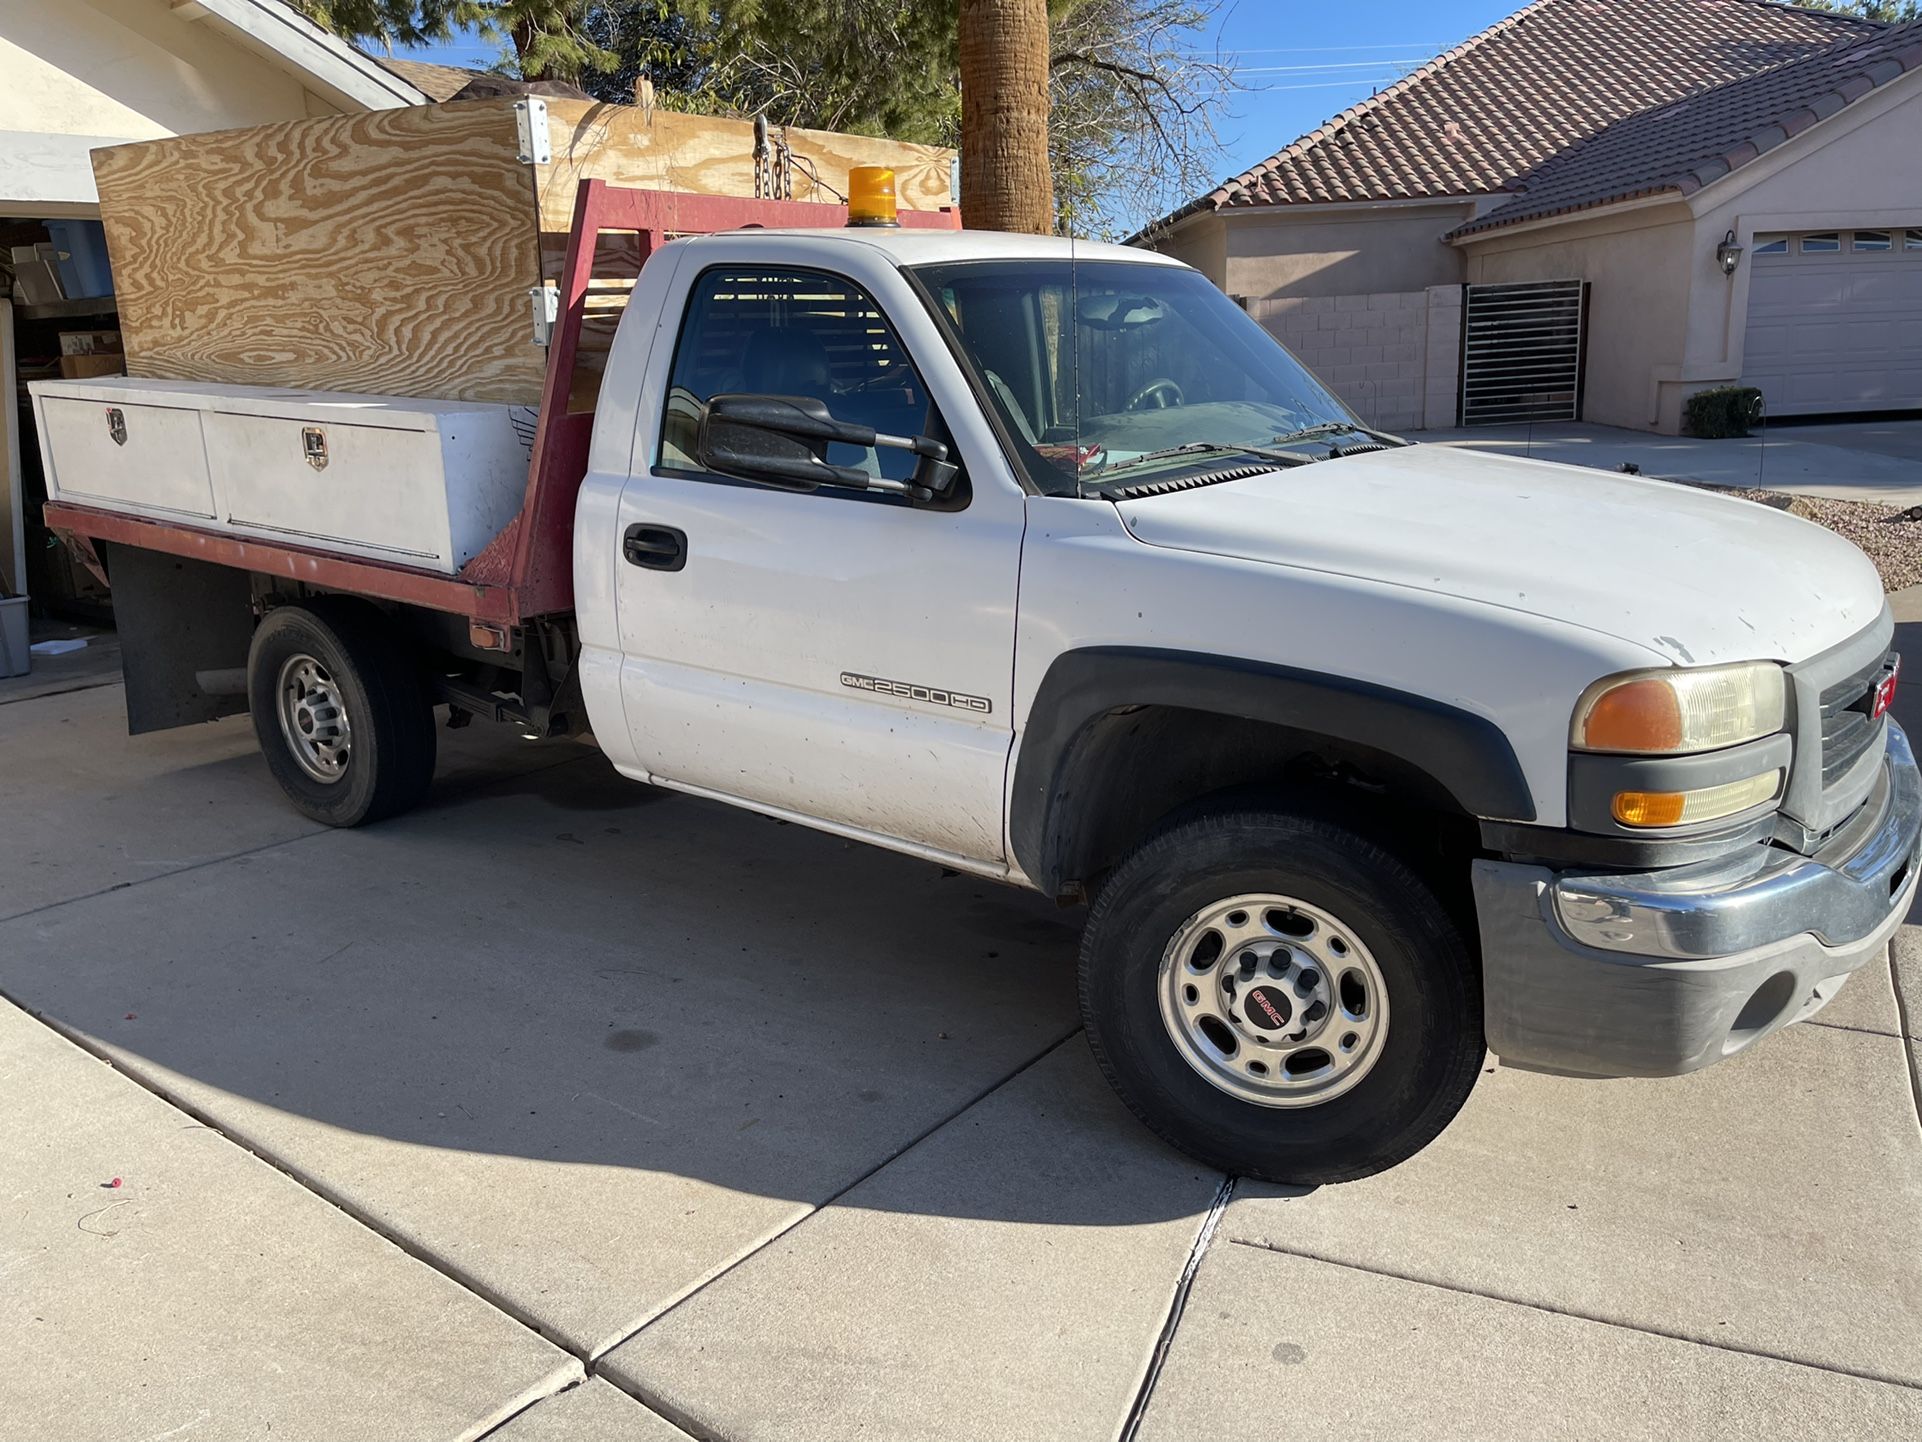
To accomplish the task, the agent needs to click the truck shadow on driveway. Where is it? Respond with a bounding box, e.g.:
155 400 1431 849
0 742 1224 1245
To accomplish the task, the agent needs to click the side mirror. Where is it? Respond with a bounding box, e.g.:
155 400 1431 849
696 394 959 502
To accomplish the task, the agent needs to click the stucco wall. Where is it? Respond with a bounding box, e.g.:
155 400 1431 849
1251 286 1463 433
1222 203 1473 300
1151 214 1228 288
1681 76 1922 428
1462 207 1696 432
0 0 344 214
1456 72 1922 433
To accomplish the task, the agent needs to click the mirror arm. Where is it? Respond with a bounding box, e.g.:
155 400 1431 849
701 393 959 503
874 431 950 462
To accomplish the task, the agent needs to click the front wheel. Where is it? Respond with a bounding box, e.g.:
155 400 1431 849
1079 810 1482 1184
247 600 436 827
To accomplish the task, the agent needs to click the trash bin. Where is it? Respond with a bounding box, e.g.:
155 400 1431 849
44 220 114 300
0 596 28 679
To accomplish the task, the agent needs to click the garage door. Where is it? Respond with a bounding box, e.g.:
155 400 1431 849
1741 228 1922 417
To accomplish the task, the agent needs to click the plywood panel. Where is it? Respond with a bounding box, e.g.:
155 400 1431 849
533 102 953 255
530 109 950 411
93 103 546 404
90 99 954 412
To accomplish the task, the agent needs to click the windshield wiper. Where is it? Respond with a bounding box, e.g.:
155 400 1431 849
1269 420 1405 452
1091 440 1310 481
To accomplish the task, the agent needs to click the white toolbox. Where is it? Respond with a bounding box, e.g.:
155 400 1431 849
30 378 535 575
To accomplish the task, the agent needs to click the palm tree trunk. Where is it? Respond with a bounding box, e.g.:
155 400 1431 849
958 0 1054 234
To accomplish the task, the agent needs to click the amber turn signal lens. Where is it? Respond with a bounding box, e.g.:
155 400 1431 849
1611 790 1688 827
1612 770 1782 828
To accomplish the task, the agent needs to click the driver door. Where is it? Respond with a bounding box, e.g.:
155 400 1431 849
611 253 1025 866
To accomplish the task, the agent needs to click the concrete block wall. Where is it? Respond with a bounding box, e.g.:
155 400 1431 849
1250 285 1463 433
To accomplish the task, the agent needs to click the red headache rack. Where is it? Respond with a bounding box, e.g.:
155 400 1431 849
44 180 962 630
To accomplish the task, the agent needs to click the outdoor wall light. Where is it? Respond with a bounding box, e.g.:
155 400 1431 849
1716 230 1744 276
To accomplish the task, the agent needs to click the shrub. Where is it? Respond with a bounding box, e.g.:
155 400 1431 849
1683 385 1765 438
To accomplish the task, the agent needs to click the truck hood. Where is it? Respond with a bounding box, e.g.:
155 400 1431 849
1114 443 1884 667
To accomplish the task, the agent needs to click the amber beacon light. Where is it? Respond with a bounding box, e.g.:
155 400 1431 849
848 167 899 227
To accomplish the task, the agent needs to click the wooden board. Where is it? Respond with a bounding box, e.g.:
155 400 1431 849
532 102 953 258
93 104 547 405
91 100 956 408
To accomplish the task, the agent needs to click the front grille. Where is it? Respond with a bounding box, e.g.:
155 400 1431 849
1818 652 1891 790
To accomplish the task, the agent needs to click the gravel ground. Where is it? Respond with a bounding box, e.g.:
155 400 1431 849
1674 481 1922 592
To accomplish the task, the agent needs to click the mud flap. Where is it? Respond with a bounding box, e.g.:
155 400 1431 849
102 544 253 734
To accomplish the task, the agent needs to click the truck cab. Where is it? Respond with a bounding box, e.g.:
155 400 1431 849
576 225 1920 1180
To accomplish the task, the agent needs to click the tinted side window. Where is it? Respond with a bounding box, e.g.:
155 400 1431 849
661 266 934 483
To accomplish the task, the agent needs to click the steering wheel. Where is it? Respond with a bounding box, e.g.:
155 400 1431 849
1126 377 1184 411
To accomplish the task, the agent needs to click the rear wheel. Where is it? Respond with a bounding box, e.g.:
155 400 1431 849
1080 809 1482 1184
247 601 436 827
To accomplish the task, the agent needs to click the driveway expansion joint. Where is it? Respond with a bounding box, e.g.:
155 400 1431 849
1804 1018 1902 1039
0 677 122 708
1223 1235 1922 1394
1119 1172 1236 1442
588 1374 718 1441
0 987 600 1374
1893 946 1922 1135
584 1025 1091 1373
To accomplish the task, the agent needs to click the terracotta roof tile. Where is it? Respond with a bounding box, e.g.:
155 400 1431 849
1452 18 1922 236
1142 0 1876 234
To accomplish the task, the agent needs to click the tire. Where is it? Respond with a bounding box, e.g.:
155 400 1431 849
247 600 437 827
1079 809 1482 1185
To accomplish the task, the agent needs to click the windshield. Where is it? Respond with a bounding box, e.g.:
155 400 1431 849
911 259 1363 496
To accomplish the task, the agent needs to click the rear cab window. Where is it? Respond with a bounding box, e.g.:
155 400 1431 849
659 266 945 487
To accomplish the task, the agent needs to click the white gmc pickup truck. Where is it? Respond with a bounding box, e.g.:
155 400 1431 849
37 219 1921 1184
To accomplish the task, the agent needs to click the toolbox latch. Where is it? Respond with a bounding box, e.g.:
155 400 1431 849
302 427 329 471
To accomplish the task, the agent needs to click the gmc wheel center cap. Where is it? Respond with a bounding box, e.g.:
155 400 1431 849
1245 985 1292 1031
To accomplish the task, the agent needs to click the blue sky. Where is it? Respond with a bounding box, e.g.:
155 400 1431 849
404 0 1520 180
1199 1 1517 174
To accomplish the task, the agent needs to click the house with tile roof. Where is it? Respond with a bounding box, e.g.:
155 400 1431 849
1139 0 1922 435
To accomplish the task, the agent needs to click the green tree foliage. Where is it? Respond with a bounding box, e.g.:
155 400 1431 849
691 1 962 142
290 1 617 83
576 4 720 104
686 0 1234 234
298 1 1237 235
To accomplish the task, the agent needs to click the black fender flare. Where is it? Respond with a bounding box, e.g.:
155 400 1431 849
1009 647 1536 889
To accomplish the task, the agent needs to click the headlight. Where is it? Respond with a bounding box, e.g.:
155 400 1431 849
1571 662 1786 756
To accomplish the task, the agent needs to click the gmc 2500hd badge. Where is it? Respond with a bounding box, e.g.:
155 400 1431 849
840 672 992 714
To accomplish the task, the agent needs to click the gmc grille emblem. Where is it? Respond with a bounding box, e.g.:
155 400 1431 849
1872 658 1900 720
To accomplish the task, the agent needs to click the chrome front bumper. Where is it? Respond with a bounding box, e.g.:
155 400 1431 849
1473 721 1922 1078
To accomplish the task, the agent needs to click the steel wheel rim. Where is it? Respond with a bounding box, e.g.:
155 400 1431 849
276 652 352 785
1157 892 1390 1108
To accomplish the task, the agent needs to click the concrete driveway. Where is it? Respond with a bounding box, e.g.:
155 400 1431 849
1422 418 1922 506
3 645 1922 1440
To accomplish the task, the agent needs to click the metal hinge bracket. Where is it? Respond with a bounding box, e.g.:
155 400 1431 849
514 97 551 165
529 283 560 345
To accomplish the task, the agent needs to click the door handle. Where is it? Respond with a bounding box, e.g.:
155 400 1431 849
623 524 687 572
